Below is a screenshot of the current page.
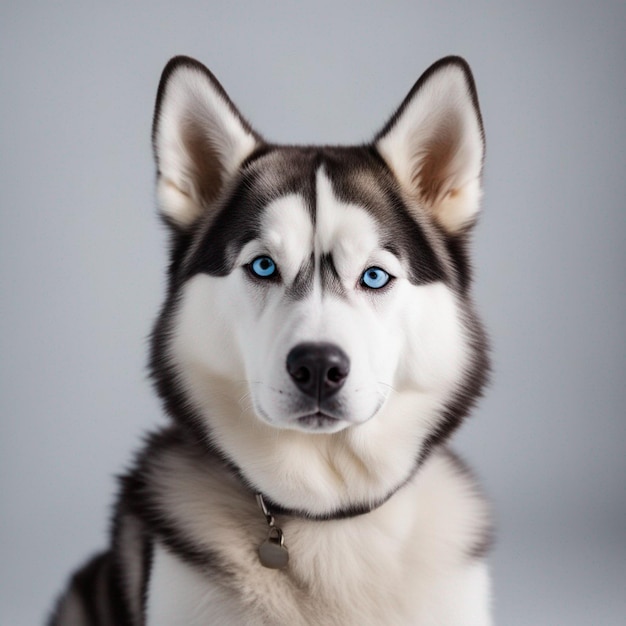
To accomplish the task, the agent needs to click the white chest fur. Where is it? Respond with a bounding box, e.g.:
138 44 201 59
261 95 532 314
145 450 492 626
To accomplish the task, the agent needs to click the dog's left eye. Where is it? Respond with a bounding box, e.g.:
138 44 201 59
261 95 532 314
360 267 391 289
250 256 277 278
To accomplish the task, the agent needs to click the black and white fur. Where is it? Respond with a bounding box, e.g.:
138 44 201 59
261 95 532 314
50 55 492 625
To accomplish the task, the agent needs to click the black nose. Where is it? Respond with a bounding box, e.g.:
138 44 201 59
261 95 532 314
286 342 350 401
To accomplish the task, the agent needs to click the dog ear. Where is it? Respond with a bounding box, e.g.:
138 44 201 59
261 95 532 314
152 56 261 229
375 57 484 235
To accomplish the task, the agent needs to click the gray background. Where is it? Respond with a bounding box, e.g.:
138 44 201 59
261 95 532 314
1 1 625 624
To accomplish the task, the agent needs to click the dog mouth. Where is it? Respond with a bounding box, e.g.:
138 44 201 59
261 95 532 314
296 411 342 430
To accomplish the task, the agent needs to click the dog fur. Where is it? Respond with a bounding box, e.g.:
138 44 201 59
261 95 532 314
50 54 492 625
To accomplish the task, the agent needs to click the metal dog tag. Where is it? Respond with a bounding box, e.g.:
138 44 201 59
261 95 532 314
258 527 289 569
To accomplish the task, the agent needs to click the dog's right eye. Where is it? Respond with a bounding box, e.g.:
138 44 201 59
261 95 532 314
249 256 278 279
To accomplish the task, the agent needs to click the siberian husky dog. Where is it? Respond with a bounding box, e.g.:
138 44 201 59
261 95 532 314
50 55 492 625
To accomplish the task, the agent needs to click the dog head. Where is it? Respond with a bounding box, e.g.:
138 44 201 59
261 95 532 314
149 56 488 513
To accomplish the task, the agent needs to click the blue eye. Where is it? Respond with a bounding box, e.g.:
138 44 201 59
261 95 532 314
361 267 391 289
250 256 277 278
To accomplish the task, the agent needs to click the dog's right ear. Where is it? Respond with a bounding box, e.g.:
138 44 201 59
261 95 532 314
152 56 261 230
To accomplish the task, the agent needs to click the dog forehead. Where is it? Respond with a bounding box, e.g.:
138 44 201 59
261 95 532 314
251 151 383 256
314 168 380 256
261 193 314 258
258 169 382 262
188 145 447 286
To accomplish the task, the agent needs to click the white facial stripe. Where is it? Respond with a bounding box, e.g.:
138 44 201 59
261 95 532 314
315 169 392 284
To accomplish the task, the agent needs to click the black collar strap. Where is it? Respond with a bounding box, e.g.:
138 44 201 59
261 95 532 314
258 492 381 521
252 451 427 522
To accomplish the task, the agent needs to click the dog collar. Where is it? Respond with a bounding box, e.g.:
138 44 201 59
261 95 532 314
254 490 388 570
256 491 385 521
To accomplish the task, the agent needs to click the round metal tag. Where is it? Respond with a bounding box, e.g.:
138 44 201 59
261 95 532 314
258 531 289 569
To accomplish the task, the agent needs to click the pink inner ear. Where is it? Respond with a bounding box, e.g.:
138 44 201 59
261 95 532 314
411 114 464 206
375 62 484 235
384 113 483 234
182 120 225 206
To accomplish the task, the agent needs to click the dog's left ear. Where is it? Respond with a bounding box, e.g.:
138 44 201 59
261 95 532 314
375 57 484 235
152 56 261 230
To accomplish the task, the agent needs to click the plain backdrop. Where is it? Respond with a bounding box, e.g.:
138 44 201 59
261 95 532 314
1 2 625 624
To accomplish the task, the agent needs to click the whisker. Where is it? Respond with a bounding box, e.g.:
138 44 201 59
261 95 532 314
377 381 398 394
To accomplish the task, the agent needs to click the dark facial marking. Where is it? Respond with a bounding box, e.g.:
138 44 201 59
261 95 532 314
182 167 265 280
319 147 448 285
286 254 315 300
320 253 346 298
